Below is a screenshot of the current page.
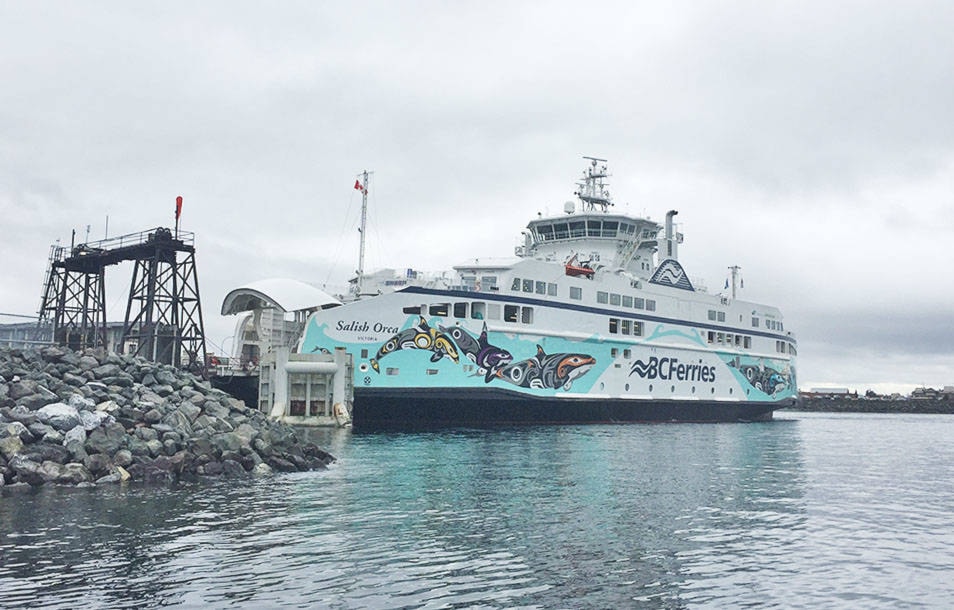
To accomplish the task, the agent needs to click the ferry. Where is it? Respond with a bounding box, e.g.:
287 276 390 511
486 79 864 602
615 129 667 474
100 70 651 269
287 158 798 428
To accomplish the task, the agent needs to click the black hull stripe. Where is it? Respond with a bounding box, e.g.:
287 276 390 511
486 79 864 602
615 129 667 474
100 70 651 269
352 386 789 430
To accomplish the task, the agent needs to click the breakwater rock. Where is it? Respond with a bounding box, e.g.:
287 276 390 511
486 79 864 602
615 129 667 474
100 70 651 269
1 346 334 488
789 397 954 414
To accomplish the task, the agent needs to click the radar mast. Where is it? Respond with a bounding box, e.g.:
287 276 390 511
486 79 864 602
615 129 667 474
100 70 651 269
574 156 614 212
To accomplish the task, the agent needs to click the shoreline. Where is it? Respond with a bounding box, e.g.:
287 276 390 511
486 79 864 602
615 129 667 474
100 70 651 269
785 397 954 415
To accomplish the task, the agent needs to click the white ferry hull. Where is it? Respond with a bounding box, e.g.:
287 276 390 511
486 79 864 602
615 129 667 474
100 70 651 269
299 287 797 430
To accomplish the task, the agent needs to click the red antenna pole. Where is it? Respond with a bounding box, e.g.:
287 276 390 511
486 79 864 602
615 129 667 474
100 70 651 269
175 196 183 237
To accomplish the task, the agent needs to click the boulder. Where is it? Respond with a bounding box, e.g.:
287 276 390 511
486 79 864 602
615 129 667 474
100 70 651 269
64 425 87 446
113 449 134 467
79 410 112 431
24 442 71 464
84 453 113 476
42 430 65 444
0 435 24 460
77 355 100 371
8 455 44 486
1 421 32 442
68 393 96 412
92 363 122 379
251 462 273 477
35 403 82 431
1 405 38 426
85 422 127 455
7 380 39 400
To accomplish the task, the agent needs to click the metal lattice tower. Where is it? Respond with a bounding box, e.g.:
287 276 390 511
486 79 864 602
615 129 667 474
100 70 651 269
37 244 108 350
37 226 207 373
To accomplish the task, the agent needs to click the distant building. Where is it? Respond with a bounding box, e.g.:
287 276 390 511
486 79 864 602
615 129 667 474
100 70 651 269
0 321 127 353
911 387 949 400
801 388 858 399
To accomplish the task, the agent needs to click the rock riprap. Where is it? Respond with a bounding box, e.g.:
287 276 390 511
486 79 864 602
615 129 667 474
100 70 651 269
0 346 334 487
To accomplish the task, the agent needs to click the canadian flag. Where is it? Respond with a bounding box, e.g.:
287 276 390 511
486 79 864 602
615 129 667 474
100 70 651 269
354 179 365 193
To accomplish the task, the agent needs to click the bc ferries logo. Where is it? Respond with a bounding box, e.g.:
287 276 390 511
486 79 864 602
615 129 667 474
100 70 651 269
649 259 695 291
630 357 716 382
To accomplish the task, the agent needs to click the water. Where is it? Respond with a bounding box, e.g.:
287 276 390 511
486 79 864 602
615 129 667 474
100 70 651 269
3 412 954 608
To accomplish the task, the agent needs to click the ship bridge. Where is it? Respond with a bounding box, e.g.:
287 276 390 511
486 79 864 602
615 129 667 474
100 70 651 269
521 212 663 277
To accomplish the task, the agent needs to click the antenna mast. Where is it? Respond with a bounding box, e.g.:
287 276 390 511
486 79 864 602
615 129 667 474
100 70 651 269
575 156 614 212
356 170 370 296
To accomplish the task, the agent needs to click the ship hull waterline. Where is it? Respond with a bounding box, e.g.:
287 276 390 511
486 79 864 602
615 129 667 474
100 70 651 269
352 387 790 430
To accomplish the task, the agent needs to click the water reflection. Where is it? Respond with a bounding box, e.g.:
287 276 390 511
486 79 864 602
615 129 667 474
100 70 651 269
2 421 807 608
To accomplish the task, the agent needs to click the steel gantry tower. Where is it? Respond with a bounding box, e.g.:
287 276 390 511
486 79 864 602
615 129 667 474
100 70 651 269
37 226 208 373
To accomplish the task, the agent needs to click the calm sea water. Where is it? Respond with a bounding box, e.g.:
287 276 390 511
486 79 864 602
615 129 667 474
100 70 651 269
3 412 954 609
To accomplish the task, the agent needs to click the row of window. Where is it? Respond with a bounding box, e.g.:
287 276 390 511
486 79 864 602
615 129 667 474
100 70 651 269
707 331 753 349
406 301 793 352
533 219 658 242
510 277 559 296
460 275 499 291
608 318 644 336
404 302 534 325
596 291 658 311
509 277 660 313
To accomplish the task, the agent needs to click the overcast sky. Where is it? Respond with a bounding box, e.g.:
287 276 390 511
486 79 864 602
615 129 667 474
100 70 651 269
2 2 952 394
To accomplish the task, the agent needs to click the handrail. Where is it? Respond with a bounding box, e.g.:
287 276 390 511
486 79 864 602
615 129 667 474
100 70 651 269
56 227 195 261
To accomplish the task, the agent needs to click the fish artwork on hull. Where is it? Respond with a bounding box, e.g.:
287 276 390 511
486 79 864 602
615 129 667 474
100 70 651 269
495 345 596 391
370 316 460 372
440 322 514 382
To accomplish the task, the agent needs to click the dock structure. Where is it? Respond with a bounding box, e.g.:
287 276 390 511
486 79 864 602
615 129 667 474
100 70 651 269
37 226 207 373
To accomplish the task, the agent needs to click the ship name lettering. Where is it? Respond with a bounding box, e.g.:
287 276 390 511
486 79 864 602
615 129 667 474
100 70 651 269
336 320 399 335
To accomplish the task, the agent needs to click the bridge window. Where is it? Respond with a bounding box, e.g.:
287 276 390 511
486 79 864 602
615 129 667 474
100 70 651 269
570 286 582 300
646 300 656 311
752 317 760 328
470 302 486 319
597 291 609 304
634 298 645 309
522 279 533 293
429 303 449 317
622 295 633 308
535 281 546 295
504 305 519 322
511 278 521 291
402 305 421 314
453 302 468 318
547 283 557 296
610 293 621 306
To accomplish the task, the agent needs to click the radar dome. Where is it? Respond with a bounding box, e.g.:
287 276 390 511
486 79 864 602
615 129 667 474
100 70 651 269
563 201 575 214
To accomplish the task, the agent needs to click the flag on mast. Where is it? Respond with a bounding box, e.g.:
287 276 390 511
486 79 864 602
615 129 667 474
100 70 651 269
354 179 366 193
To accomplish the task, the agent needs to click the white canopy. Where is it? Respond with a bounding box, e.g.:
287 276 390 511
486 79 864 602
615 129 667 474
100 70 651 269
220 278 341 315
